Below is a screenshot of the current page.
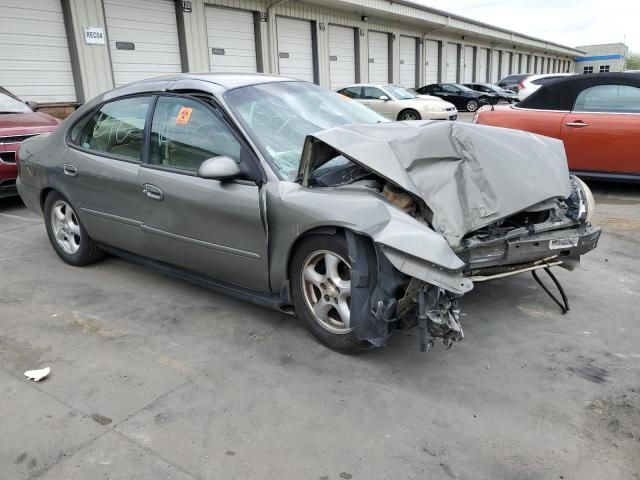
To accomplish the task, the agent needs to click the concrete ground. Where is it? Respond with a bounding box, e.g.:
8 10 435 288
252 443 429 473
1 181 638 480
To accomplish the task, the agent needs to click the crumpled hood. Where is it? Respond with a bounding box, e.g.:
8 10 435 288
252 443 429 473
300 121 571 247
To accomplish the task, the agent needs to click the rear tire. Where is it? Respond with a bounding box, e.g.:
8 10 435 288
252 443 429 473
397 109 421 121
289 234 370 353
44 191 104 266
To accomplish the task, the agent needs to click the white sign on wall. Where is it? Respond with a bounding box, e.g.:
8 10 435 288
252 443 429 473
83 26 105 45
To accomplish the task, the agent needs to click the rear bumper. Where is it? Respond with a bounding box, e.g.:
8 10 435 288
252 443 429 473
462 225 601 273
16 177 43 215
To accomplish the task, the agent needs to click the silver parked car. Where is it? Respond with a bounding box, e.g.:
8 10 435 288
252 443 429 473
337 83 458 121
17 74 600 353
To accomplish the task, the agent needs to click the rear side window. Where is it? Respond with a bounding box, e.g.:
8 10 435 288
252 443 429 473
339 87 362 99
77 96 152 161
574 84 640 113
149 96 241 172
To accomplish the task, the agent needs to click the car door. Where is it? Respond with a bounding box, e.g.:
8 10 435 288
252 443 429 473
561 84 640 175
360 86 394 119
138 95 269 291
64 95 153 255
439 84 463 108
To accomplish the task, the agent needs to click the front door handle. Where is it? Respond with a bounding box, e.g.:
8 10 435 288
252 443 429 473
565 121 588 127
142 183 163 201
63 164 78 177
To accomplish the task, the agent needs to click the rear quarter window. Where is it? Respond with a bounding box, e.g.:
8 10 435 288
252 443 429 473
573 84 640 113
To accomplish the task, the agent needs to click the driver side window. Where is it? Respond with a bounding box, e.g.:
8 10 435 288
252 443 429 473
149 96 241 172
442 85 458 93
362 87 385 100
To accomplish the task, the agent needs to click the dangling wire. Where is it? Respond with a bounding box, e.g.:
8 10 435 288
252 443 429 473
532 267 570 314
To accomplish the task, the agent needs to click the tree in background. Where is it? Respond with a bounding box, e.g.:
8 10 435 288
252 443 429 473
626 51 640 70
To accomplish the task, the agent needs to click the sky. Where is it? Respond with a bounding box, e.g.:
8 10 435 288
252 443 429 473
415 0 640 52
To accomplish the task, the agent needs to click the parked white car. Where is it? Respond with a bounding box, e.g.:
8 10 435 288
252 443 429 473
517 73 576 100
337 84 458 121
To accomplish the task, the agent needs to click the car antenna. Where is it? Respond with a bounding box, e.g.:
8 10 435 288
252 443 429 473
491 97 496 112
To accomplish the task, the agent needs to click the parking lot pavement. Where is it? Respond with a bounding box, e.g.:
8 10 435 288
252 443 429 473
457 111 475 123
1 183 639 480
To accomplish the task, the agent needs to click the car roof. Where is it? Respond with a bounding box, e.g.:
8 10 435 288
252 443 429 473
518 72 640 110
132 72 295 89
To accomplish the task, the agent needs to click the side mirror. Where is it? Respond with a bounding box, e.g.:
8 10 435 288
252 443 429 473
197 156 241 181
26 100 40 111
379 95 389 101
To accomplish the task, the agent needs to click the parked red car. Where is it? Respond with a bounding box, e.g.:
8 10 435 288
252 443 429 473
1 87 60 198
474 73 640 181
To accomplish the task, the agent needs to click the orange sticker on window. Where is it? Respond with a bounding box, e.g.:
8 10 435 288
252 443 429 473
176 106 193 125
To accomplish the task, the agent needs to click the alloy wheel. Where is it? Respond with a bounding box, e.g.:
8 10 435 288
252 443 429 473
400 111 419 120
50 200 81 254
466 99 480 112
301 250 352 334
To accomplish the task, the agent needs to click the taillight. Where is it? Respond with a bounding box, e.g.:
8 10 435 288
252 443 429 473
517 81 525 91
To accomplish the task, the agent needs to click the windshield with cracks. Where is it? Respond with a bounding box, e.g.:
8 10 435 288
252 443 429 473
225 81 386 180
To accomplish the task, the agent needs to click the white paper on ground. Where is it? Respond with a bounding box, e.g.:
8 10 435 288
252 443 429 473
24 366 51 382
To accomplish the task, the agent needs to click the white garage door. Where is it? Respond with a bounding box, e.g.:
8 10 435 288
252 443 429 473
276 17 315 82
463 46 474 82
424 40 439 84
522 54 530 72
0 0 76 103
399 36 417 88
368 31 389 84
328 25 355 89
104 0 182 87
206 7 257 73
500 51 510 77
446 43 459 82
477 48 489 82
491 50 499 82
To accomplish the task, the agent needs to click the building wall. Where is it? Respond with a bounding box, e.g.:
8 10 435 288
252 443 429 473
574 43 628 73
8 0 581 110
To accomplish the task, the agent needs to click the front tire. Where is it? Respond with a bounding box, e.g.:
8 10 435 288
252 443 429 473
397 109 421 121
44 191 104 266
465 99 480 112
289 234 369 353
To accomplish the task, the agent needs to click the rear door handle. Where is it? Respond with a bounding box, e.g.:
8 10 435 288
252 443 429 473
63 164 78 177
565 121 588 127
142 183 163 201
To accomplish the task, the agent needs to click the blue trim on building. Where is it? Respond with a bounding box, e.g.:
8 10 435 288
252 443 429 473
575 54 624 62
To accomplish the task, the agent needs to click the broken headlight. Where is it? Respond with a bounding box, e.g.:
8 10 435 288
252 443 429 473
576 177 596 223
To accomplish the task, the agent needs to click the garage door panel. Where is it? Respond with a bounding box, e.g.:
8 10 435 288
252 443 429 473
446 43 459 82
464 46 474 82
424 40 439 84
277 17 315 82
329 25 355 89
105 0 182 87
399 36 416 88
0 1 76 102
207 7 257 73
477 48 488 82
368 31 389 84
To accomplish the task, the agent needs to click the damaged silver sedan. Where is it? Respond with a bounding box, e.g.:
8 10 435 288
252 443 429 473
16 74 600 353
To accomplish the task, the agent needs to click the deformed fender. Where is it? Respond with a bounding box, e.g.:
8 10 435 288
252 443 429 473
267 181 468 293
